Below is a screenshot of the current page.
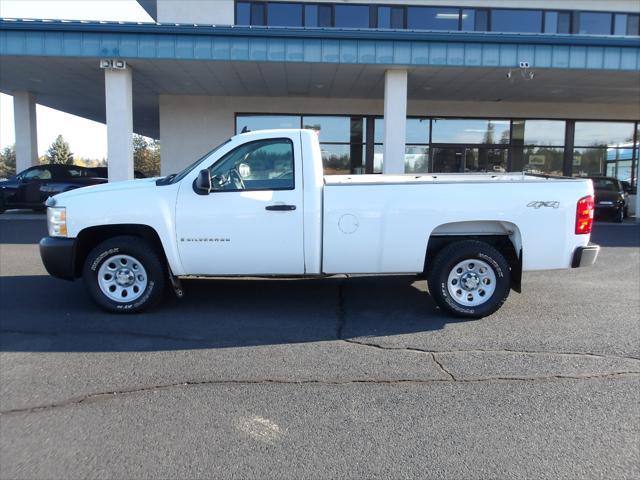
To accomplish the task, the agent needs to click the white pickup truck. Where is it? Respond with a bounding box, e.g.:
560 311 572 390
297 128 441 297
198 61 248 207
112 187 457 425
40 129 599 318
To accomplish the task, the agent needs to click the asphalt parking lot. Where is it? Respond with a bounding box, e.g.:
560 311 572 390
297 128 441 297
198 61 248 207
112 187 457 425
0 214 639 479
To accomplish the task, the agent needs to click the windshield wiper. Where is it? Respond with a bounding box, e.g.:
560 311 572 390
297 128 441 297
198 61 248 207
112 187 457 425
156 173 176 186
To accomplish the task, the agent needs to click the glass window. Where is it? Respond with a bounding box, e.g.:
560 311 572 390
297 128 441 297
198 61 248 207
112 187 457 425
320 144 366 175
302 116 365 143
511 147 564 175
574 12 612 35
407 7 460 31
302 116 365 175
465 148 508 173
461 9 488 32
574 122 635 147
614 14 628 35
23 167 52 180
406 118 430 144
334 5 369 28
373 118 429 145
378 6 404 29
545 11 571 34
267 3 302 27
236 2 251 25
491 9 542 33
304 5 318 27
373 145 430 174
511 120 566 146
404 146 429 173
431 119 510 144
236 115 299 133
250 2 266 26
318 4 332 27
572 148 606 176
209 139 294 191
627 14 640 36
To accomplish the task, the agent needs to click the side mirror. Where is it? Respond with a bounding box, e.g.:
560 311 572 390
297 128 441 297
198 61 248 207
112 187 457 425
194 169 211 195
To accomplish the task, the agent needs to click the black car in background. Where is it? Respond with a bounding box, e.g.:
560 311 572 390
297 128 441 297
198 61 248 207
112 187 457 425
0 164 107 213
87 167 147 179
589 176 627 223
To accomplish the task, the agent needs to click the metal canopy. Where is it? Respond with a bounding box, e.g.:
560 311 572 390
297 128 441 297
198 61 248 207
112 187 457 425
1 20 639 138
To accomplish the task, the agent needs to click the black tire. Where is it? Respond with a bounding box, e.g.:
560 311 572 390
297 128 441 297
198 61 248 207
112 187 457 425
427 240 511 319
614 207 624 223
623 206 629 219
0 196 5 214
83 235 165 313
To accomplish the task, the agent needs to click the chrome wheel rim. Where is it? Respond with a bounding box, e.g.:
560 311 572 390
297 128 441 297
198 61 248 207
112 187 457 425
97 254 148 303
447 259 496 307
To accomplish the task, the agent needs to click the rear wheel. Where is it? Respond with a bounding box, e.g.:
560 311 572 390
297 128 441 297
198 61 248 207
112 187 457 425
83 236 165 313
614 207 624 223
427 240 511 319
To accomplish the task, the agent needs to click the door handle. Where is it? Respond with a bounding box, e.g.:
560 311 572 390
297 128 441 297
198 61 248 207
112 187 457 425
265 204 296 211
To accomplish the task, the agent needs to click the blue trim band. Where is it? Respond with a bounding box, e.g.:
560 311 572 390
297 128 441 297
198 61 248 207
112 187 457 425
1 19 639 70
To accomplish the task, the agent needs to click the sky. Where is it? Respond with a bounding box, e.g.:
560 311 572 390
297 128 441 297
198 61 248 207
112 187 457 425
0 0 153 158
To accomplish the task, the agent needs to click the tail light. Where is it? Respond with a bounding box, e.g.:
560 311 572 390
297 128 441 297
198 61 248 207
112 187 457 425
575 195 594 235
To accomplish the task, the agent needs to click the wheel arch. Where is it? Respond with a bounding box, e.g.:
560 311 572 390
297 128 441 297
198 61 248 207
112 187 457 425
425 220 523 293
73 224 168 278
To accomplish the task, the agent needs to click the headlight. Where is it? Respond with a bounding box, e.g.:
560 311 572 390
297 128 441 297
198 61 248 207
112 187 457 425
47 207 67 237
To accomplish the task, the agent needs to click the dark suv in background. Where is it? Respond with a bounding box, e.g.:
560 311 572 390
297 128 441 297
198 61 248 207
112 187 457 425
589 176 629 223
0 164 106 213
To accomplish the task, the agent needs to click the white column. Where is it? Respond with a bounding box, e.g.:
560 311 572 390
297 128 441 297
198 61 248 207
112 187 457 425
382 69 408 174
13 91 38 172
105 65 133 182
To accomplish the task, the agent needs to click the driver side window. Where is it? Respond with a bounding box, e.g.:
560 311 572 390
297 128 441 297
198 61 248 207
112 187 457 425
22 167 52 180
209 138 294 191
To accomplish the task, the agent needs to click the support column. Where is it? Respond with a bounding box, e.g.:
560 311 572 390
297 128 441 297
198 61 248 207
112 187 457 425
382 69 408 174
104 64 133 182
13 91 38 172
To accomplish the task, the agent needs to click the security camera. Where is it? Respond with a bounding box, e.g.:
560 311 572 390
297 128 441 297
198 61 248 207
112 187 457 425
519 61 530 69
99 59 112 69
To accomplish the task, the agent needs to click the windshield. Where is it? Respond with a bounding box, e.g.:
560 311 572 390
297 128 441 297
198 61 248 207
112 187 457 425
592 178 619 191
158 139 231 185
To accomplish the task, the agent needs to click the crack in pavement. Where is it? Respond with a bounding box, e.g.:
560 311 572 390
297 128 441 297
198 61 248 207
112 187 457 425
2 280 638 417
2 372 638 417
334 283 640 363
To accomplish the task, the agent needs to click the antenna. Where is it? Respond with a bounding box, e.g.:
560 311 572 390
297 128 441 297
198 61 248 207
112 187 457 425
241 126 250 133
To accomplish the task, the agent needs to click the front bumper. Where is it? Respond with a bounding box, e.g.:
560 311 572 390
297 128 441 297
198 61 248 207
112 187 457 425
39 236 76 280
571 243 600 268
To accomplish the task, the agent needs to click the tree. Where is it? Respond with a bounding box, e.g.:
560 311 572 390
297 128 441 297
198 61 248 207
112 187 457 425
46 135 74 164
0 144 16 178
133 134 160 177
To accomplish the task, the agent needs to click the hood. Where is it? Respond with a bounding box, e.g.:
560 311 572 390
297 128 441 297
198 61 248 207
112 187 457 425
52 177 160 203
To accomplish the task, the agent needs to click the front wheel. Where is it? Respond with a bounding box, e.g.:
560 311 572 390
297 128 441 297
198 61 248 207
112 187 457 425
83 236 166 313
427 240 511 319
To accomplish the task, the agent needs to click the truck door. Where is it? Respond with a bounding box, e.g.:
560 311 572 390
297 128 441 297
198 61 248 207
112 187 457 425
175 136 305 275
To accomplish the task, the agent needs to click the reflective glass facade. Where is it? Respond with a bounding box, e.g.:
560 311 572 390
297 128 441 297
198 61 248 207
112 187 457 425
236 115 639 186
235 2 640 36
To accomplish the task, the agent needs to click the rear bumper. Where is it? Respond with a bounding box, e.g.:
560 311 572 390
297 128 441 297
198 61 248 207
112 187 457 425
39 236 76 280
571 243 600 268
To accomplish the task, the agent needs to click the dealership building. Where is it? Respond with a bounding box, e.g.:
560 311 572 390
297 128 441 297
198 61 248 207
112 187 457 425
1 1 639 201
